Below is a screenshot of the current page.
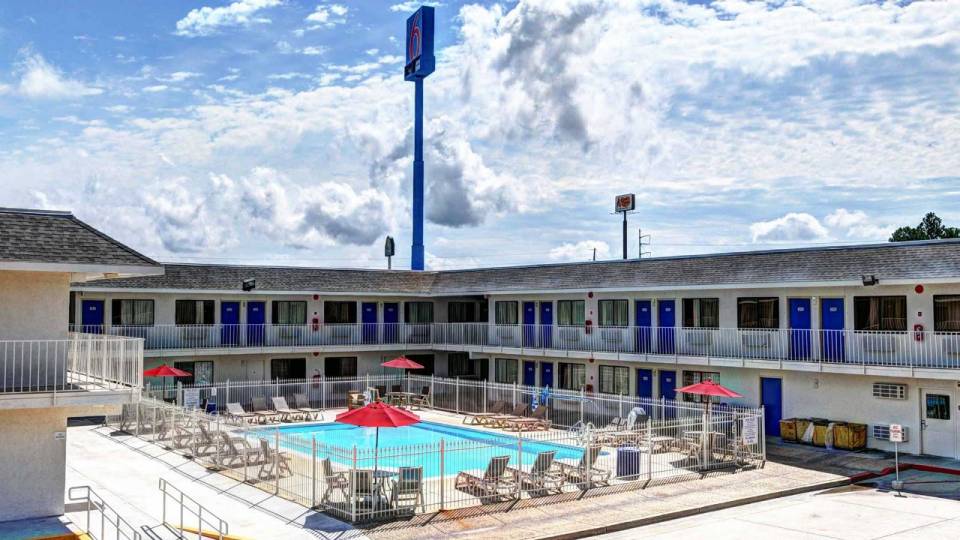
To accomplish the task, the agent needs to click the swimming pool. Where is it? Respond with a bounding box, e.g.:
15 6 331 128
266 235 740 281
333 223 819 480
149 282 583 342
258 421 587 477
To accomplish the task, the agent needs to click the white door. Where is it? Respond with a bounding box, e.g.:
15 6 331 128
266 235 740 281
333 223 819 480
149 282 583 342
244 358 261 381
920 388 957 458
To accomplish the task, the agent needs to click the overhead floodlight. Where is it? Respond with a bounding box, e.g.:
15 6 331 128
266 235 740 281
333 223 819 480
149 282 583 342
242 278 256 291
861 275 879 286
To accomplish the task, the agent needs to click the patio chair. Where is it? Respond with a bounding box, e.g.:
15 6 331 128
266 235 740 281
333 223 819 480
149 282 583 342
502 405 551 432
193 423 220 456
490 403 529 428
294 393 323 420
257 438 293 480
375 386 387 401
409 386 431 409
391 384 403 394
271 396 301 422
507 451 563 496
251 396 279 423
119 403 138 432
321 458 350 504
463 400 506 425
454 455 517 503
218 432 261 468
389 466 425 513
225 402 256 425
349 469 386 513
553 445 610 489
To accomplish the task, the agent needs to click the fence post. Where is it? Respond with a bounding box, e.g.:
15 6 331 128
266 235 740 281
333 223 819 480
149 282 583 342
351 445 358 523
135 401 141 436
646 418 653 482
215 411 221 467
455 377 460 414
430 375 435 408
512 382 517 408
516 436 523 499
579 387 585 425
701 409 709 470
177 381 183 406
312 435 317 507
226 379 230 405
619 392 624 420
483 380 487 413
439 439 445 511
275 428 281 495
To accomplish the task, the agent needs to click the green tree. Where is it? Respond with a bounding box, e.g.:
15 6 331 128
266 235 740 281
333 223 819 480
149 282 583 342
890 212 960 242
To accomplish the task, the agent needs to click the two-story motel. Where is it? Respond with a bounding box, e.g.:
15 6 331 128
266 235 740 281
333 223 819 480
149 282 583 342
71 239 960 459
0 208 160 522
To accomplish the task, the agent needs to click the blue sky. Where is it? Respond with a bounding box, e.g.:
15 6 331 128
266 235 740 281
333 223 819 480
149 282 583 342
0 0 958 269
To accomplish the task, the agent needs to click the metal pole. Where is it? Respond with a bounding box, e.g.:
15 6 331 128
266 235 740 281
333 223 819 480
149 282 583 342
312 435 317 507
622 210 627 259
351 445 358 523
455 377 460 414
646 418 653 482
439 439 445 511
411 77 425 270
275 428 280 495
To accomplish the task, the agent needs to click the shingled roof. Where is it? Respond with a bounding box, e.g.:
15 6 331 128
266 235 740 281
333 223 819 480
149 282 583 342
0 208 159 270
76 239 960 294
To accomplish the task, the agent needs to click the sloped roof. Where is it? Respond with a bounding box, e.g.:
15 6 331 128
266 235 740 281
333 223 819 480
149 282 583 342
0 208 159 269
75 239 960 294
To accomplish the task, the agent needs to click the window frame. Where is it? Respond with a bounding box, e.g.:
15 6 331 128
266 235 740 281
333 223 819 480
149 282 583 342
404 301 434 324
598 365 630 395
324 301 357 324
926 394 951 420
173 360 214 385
683 298 720 328
174 299 215 326
736 297 779 330
598 299 628 327
272 300 307 325
324 356 358 378
558 362 586 391
270 357 306 381
853 296 907 332
934 295 960 333
111 299 155 326
681 370 720 403
556 300 585 326
494 358 518 384
495 301 519 325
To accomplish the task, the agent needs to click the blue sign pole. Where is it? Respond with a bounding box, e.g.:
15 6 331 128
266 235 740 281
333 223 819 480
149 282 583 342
405 6 435 271
412 78 425 270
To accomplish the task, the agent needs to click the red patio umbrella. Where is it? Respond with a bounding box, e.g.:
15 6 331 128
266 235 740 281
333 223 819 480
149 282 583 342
381 356 424 370
675 379 742 399
336 401 420 472
143 364 191 400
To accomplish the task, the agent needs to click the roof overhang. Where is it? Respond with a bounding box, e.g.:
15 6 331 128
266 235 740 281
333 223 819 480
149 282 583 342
0 261 164 282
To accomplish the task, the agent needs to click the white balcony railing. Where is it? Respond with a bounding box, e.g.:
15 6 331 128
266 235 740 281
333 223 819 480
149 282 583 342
70 323 960 371
1 333 143 394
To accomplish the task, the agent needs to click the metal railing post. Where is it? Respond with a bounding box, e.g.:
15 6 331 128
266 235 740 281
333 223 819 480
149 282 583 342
350 445 358 523
312 435 317 507
646 418 653 482
225 379 230 405
439 439 445 511
516 436 523 498
580 387 585 424
455 377 460 414
275 428 280 495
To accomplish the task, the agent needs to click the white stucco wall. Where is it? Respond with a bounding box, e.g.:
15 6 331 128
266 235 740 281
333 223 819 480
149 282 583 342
0 407 68 521
0 270 70 340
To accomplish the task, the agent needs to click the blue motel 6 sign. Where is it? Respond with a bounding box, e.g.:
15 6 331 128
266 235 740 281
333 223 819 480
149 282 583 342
405 6 435 81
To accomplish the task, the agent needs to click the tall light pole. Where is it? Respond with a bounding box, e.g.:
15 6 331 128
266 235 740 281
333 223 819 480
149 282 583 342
404 6 435 271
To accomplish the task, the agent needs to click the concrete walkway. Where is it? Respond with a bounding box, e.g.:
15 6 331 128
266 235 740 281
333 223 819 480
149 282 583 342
594 484 960 539
65 424 365 540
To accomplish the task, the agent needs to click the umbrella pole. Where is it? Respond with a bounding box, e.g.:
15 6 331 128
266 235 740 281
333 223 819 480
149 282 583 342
374 427 380 474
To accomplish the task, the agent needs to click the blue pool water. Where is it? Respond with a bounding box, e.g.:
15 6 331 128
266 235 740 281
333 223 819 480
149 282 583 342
257 421 586 477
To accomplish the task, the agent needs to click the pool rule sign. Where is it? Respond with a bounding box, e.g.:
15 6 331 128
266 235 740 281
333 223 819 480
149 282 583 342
890 424 904 492
405 6 435 271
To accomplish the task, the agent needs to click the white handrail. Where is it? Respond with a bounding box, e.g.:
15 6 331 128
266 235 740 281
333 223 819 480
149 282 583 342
67 485 142 540
158 478 228 540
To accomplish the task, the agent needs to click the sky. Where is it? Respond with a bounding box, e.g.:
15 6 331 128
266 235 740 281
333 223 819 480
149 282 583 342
0 0 958 269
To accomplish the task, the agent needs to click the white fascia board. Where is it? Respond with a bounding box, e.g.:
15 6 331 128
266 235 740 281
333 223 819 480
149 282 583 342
477 280 867 295
0 261 163 278
70 286 427 297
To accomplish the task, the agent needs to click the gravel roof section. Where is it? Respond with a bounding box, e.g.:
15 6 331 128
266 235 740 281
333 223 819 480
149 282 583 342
76 240 960 294
0 208 159 268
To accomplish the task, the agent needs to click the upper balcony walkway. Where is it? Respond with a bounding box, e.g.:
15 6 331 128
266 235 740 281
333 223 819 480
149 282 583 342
0 333 143 408
73 323 960 378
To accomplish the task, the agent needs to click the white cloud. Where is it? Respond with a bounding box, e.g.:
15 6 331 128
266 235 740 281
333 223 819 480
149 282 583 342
142 85 169 93
175 0 282 37
162 71 201 82
305 4 348 28
824 208 891 240
13 52 102 99
750 213 829 243
390 1 442 13
549 240 610 262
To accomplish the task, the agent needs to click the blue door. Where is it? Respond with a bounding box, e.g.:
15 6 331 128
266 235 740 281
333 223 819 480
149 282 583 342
221 302 240 346
540 362 554 388
761 377 782 437
657 300 675 354
246 301 265 346
659 369 676 418
636 368 653 399
539 302 553 349
789 298 811 360
383 302 399 343
362 302 378 344
635 300 652 353
81 300 104 334
523 301 537 347
821 298 845 361
523 360 536 386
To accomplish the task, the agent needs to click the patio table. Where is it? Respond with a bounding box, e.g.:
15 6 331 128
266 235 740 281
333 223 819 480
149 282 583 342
386 391 417 407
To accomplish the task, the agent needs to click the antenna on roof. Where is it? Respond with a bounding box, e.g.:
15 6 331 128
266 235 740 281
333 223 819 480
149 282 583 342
384 236 396 270
638 228 651 258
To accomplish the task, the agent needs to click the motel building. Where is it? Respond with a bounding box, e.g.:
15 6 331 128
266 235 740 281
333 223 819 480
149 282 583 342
69 238 960 459
0 208 160 522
